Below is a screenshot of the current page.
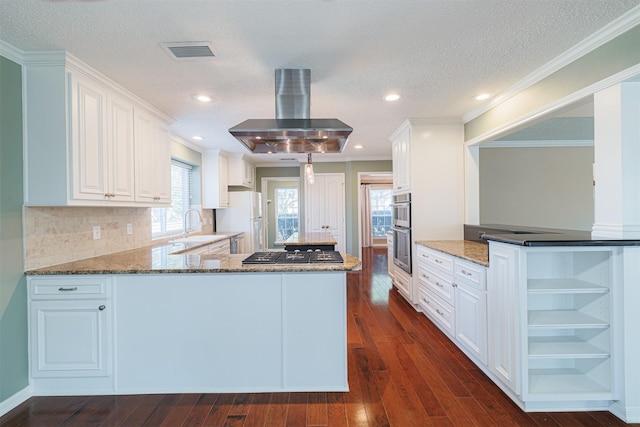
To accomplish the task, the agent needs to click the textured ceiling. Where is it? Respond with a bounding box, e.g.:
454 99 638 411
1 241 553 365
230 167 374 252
1 0 639 164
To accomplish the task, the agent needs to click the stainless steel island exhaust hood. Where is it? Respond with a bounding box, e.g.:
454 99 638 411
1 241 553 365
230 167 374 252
229 69 353 153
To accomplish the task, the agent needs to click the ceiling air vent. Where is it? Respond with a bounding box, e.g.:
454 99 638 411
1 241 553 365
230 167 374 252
161 42 215 61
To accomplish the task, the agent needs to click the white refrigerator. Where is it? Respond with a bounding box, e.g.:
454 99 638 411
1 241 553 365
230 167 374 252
216 191 263 254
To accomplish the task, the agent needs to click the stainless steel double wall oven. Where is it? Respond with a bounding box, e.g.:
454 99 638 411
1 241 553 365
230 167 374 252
391 193 412 274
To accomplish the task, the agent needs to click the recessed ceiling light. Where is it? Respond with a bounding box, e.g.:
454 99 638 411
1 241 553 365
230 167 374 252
474 93 492 101
354 144 364 149
192 136 204 141
384 94 400 102
194 95 212 103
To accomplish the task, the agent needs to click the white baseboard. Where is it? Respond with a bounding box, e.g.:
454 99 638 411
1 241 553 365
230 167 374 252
0 386 32 419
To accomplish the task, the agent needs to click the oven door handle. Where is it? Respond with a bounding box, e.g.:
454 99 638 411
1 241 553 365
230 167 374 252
391 226 410 234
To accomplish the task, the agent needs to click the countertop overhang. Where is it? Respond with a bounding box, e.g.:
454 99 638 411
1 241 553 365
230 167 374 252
465 224 640 247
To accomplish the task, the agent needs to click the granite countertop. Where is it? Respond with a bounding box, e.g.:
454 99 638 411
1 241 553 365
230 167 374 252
25 239 360 275
415 240 489 267
283 232 337 246
167 232 243 254
465 224 640 247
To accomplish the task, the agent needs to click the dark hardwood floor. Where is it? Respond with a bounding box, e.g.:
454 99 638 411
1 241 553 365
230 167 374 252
1 247 635 426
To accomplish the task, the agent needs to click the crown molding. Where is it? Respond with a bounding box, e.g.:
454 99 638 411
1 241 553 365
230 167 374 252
0 39 24 64
465 62 640 147
463 5 640 123
481 139 593 149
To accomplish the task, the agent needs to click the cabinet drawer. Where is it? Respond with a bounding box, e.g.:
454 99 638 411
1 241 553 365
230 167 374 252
29 277 110 300
454 259 486 291
416 263 454 306
393 266 411 300
416 246 453 274
417 288 454 336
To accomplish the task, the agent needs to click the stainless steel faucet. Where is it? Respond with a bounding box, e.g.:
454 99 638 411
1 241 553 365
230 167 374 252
182 209 203 238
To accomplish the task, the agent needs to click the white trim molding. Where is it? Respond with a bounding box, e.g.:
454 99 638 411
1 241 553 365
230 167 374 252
0 386 31 419
591 223 640 239
0 39 24 64
463 5 640 123
481 139 594 149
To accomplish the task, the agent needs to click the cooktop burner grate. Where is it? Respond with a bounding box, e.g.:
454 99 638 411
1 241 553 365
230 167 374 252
242 251 344 265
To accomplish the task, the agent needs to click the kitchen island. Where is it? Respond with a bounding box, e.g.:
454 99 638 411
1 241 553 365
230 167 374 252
282 231 337 251
24 241 360 396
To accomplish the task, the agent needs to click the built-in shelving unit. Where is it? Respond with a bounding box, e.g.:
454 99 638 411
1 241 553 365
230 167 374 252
524 248 617 401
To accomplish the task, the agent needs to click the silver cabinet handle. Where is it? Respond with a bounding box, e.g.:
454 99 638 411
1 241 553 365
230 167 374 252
461 269 472 276
435 281 443 288
436 309 444 316
435 259 443 264
58 287 78 292
99 305 106 311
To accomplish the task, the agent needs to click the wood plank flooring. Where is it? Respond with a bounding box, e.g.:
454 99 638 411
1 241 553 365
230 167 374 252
1 247 635 426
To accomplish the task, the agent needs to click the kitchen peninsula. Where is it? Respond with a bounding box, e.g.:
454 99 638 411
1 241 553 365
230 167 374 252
25 240 360 396
414 226 640 422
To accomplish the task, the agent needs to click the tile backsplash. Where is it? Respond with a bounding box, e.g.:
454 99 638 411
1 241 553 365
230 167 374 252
24 206 214 270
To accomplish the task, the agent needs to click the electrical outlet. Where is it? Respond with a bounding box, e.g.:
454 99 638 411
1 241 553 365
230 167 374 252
93 226 101 240
126 223 133 235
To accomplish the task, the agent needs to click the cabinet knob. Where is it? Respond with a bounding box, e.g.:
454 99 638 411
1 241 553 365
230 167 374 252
98 305 106 311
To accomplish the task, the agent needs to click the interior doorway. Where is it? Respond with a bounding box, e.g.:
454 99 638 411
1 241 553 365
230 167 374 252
358 173 393 258
261 177 300 250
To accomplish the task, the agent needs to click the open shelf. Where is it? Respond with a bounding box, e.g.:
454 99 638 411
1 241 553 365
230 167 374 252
528 336 610 359
527 278 609 294
528 368 611 396
528 310 609 329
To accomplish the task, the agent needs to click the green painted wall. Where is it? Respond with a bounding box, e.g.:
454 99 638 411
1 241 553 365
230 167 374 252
465 25 640 141
255 167 300 192
0 55 28 402
256 160 392 255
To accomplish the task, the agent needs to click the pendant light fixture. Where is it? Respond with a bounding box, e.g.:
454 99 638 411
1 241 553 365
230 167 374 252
305 153 315 184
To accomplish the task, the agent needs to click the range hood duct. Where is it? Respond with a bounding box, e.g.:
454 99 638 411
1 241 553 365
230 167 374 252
229 69 353 153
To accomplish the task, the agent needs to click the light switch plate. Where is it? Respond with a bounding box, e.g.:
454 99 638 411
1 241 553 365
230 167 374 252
126 223 133 235
93 226 101 240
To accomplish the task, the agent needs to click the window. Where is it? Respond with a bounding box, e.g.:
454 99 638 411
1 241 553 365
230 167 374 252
275 187 299 241
370 188 392 238
152 160 193 238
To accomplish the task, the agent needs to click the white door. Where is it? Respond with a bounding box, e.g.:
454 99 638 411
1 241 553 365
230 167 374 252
305 173 346 252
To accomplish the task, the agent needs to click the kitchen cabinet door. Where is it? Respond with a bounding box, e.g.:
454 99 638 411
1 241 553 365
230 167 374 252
228 154 256 189
487 242 521 395
305 173 345 252
390 124 411 193
203 149 229 208
455 282 487 365
106 94 135 202
134 110 171 204
69 73 109 201
30 300 111 378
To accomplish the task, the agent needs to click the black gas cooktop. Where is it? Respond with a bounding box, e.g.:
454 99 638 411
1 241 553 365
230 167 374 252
242 251 344 265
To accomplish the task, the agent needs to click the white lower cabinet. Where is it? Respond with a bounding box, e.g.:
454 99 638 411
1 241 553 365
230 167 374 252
487 241 621 411
416 245 488 365
487 242 521 395
28 276 113 392
393 265 412 302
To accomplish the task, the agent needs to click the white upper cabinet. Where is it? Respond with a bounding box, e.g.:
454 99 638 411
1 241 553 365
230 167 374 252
390 124 411 194
23 52 172 207
134 110 171 204
203 149 229 209
228 153 256 189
